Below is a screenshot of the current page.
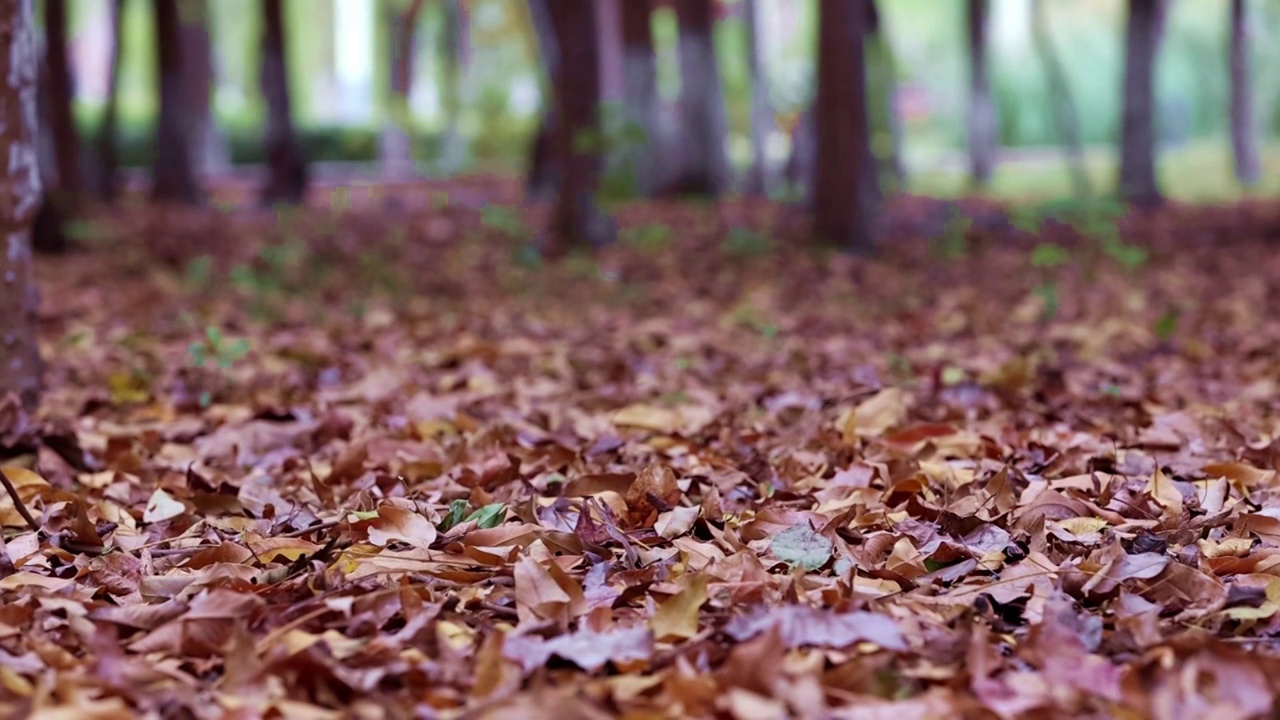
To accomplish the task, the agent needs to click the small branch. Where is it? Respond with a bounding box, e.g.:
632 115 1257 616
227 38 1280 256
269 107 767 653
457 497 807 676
279 519 342 538
0 470 41 534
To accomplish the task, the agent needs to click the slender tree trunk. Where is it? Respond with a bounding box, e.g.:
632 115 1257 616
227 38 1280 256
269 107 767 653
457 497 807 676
1031 0 1090 199
381 0 424 179
620 0 658 197
0 0 43 409
151 0 200 203
260 0 307 204
596 0 624 104
179 0 228 176
440 0 469 173
1119 0 1165 207
43 0 79 195
525 0 558 200
1229 0 1259 186
814 0 877 253
966 0 996 188
865 0 903 193
665 0 729 197
543 0 613 256
742 0 771 196
94 0 125 201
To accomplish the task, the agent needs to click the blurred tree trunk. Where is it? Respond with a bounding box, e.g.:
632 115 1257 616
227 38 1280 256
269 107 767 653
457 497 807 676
94 0 125 201
665 0 728 197
381 0 424 179
620 0 658 196
1119 0 1167 207
1031 0 1090 199
814 0 877 253
525 0 558 200
742 0 771 196
543 0 613 256
440 0 469 173
151 0 200 203
260 0 307 204
1229 0 1259 186
179 0 228 177
966 0 996 188
0 0 43 409
865 0 903 193
43 0 79 196
596 0 624 104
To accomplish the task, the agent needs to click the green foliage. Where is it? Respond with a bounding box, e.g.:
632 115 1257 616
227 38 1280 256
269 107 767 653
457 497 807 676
622 223 672 253
1031 243 1071 268
438 499 507 532
722 227 773 258
480 204 530 241
1155 308 1181 342
189 326 250 371
932 211 972 260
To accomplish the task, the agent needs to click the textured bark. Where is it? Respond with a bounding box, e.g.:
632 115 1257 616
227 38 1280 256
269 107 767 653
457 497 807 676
151 0 200 203
43 0 80 195
440 0 469 173
665 0 729 197
0 0 43 409
1031 0 1090 199
381 0 424 179
544 0 613 256
620 0 658 196
966 0 996 187
742 0 771 196
814 0 877 253
260 0 307 204
1119 0 1165 207
179 0 228 176
1229 0 1259 186
94 0 125 201
525 0 559 200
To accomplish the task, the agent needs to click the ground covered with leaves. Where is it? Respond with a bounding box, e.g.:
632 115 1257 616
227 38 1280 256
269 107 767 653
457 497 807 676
5 181 1280 718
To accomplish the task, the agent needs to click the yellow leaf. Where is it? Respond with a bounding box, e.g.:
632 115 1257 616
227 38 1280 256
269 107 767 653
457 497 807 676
1197 537 1253 559
612 404 682 434
839 388 908 442
1147 467 1183 523
651 574 708 641
0 467 47 528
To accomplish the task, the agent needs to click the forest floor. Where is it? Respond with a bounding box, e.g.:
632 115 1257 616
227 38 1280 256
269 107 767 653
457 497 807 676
5 180 1280 718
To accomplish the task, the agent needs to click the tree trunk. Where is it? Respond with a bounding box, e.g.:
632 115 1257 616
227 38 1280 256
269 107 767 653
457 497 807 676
94 0 125 201
1031 0 1090 199
151 0 200 203
865 0 904 193
525 0 558 200
742 0 771 196
381 0 424 179
0 0 43 409
543 0 613 256
440 0 469 174
1229 0 1259 186
1119 0 1165 207
260 0 307 204
43 0 80 195
665 0 729 197
966 0 996 188
179 0 229 177
596 0 624 104
814 0 877 253
620 0 658 197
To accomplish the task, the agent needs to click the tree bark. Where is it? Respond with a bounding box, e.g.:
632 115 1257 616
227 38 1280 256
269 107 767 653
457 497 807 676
151 0 201 203
1119 0 1166 207
260 0 307 204
814 0 877 253
543 0 613 256
966 0 996 188
1229 0 1259 186
440 0 469 174
179 0 229 176
0 0 43 409
43 0 79 195
665 0 729 197
619 0 658 197
525 0 558 200
381 0 424 179
94 0 125 201
1031 0 1090 199
742 0 771 196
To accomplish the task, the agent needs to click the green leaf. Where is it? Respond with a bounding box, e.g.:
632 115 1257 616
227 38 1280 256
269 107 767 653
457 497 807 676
1031 243 1070 268
438 499 469 531
770 524 833 571
465 503 507 529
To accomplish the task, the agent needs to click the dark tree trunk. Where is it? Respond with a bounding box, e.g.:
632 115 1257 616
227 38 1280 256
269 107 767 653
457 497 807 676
43 0 79 195
260 0 307 204
1229 0 1259 186
665 0 729 197
619 0 658 196
742 0 771 196
179 0 228 176
0 0 43 409
381 0 424 178
1119 0 1166 207
525 0 559 200
151 0 200 203
814 0 877 253
966 0 996 187
1031 0 1090 199
543 0 613 256
94 0 125 201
